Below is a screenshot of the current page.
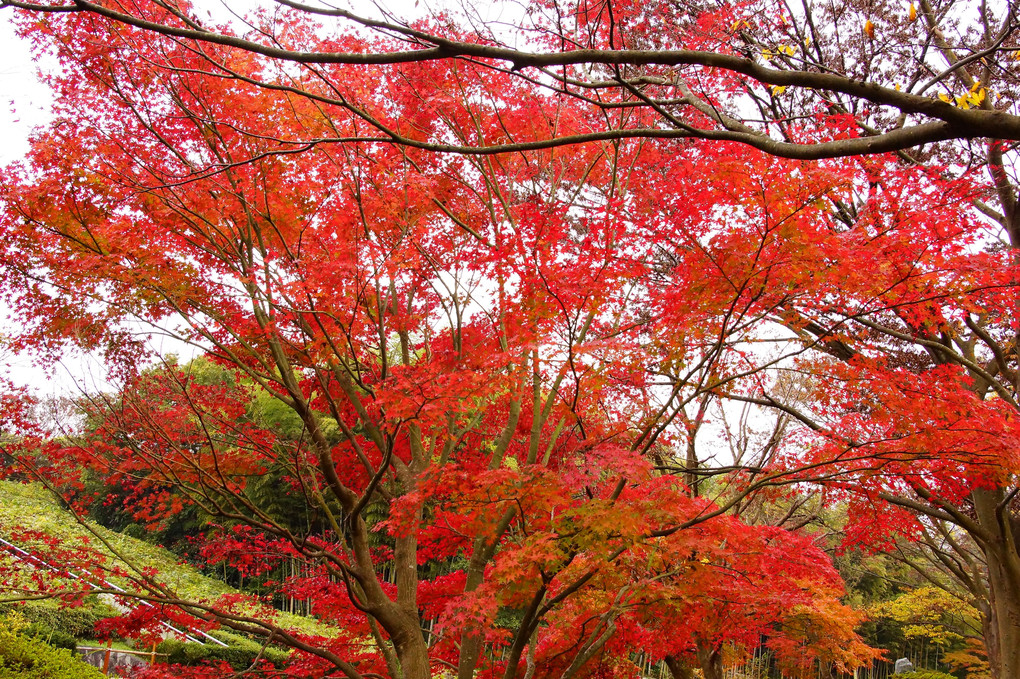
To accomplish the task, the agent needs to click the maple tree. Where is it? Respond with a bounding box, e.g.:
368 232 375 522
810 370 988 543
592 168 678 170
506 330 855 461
0 0 1019 678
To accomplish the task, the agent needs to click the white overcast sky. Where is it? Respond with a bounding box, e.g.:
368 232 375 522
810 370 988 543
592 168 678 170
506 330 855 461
1 14 53 165
1 13 60 395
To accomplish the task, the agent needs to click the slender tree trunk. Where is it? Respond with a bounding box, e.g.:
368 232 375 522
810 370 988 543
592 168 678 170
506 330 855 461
457 543 489 679
458 506 520 679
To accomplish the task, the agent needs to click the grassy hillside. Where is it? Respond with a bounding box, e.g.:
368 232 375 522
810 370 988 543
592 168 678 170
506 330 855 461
0 480 334 638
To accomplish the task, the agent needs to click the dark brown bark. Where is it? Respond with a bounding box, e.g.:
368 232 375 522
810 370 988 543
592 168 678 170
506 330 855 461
664 655 695 679
5 0 1020 160
696 643 723 679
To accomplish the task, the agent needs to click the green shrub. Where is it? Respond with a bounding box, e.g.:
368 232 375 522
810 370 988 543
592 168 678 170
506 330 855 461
23 623 77 651
156 636 290 670
157 638 213 665
184 642 212 664
0 599 118 638
212 642 290 668
0 627 104 679
155 638 186 664
121 523 147 540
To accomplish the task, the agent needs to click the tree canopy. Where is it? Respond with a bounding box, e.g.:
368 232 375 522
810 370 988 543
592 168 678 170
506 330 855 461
0 1 1018 679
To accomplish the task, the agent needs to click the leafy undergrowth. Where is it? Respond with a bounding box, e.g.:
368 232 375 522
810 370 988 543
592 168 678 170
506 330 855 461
0 480 336 639
0 613 105 679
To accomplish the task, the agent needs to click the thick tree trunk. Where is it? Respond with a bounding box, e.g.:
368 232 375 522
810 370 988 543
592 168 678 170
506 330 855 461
663 655 695 679
972 488 1020 679
980 545 1020 679
390 526 428 679
696 644 723 679
390 621 431 679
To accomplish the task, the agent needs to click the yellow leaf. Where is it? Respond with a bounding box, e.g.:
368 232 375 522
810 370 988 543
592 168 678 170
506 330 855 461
938 92 952 103
771 85 787 95
865 19 875 39
908 3 917 21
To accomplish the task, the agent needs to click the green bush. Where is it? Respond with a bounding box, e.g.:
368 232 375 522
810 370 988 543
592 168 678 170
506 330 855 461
0 599 118 638
185 642 213 664
215 642 290 668
157 636 290 670
121 523 147 540
23 623 78 651
0 627 104 679
155 638 186 664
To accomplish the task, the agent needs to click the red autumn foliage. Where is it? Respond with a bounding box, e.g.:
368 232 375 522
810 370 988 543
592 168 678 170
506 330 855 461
0 0 1018 677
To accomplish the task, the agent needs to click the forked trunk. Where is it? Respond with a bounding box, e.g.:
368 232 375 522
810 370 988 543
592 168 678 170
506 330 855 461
696 644 723 679
663 655 695 679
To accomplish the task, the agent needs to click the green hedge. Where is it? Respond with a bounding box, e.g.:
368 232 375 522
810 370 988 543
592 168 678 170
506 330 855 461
23 623 77 651
157 636 290 670
0 599 117 638
0 627 104 679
